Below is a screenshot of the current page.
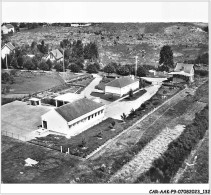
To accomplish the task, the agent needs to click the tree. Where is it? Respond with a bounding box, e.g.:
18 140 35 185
159 45 174 69
54 62 63 72
69 63 81 73
84 42 99 61
23 59 36 70
17 56 24 68
86 63 98 73
121 113 127 122
129 89 134 99
46 59 53 70
103 63 116 75
11 58 19 69
117 66 130 76
39 62 49 71
136 66 147 77
1 58 6 69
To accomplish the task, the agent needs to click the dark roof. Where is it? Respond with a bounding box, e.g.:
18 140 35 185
106 76 138 88
50 49 63 60
5 24 14 29
55 98 104 122
2 42 15 51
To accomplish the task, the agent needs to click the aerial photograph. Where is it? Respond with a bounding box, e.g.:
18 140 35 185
1 1 209 190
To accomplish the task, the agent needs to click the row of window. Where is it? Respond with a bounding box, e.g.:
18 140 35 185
68 109 104 129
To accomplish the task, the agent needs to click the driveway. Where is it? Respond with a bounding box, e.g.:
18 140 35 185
104 85 161 120
80 74 102 98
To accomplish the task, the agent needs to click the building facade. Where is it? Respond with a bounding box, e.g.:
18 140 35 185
105 76 139 97
1 42 15 59
44 49 63 62
1 24 15 34
41 98 105 138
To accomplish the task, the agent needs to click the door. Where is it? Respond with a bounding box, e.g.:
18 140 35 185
43 121 47 129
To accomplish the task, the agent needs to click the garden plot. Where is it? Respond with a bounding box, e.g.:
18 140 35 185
109 125 185 183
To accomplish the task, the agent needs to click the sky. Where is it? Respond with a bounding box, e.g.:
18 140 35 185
1 2 209 23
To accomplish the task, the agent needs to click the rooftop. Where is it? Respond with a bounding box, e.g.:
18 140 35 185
2 42 15 51
55 98 105 122
4 24 14 29
50 49 63 60
106 76 138 88
54 93 83 102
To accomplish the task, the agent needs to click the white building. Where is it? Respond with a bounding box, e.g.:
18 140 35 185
44 49 63 62
41 98 105 137
1 42 15 59
54 93 84 107
168 63 194 83
1 24 15 34
105 76 139 97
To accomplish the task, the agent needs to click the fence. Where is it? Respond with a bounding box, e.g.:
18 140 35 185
2 130 85 161
2 130 28 141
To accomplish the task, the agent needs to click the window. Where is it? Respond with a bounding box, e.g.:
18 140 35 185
88 116 90 120
101 110 103 114
95 113 97 117
98 111 100 115
69 125 72 129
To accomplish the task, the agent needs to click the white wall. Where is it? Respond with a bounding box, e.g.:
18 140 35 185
120 81 139 96
1 46 12 59
105 86 121 96
41 109 69 134
41 106 105 137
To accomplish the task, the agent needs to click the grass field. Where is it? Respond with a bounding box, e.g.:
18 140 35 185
5 74 64 95
1 136 79 183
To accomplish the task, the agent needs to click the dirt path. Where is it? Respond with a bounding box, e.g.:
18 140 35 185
109 125 185 183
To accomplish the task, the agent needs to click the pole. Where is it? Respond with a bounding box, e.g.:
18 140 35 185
60 146 63 153
6 54 8 70
63 49 64 72
135 56 138 77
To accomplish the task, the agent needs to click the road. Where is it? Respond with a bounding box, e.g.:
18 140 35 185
80 74 102 98
104 85 161 120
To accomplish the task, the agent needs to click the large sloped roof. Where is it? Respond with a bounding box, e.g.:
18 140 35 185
55 98 104 122
106 76 138 88
50 49 63 60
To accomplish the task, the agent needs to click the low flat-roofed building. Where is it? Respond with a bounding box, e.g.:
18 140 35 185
54 93 84 107
41 98 105 137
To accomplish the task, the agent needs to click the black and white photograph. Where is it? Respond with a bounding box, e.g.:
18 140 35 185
1 1 209 194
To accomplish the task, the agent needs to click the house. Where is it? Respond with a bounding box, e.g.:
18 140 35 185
54 93 84 107
1 42 15 59
41 98 105 137
1 24 15 34
168 63 194 83
44 49 63 62
105 75 139 97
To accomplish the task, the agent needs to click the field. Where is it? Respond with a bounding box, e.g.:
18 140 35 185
10 23 208 66
1 136 80 183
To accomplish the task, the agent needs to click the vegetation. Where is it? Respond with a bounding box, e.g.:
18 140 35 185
159 45 174 71
135 106 208 183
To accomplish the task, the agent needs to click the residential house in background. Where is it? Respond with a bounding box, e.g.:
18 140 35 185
41 98 105 137
168 63 194 83
44 49 63 62
105 75 139 97
1 24 15 34
1 42 15 59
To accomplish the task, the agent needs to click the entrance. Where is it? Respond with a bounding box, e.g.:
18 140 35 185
43 121 47 129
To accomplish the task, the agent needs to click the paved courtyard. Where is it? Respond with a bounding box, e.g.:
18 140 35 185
1 101 51 140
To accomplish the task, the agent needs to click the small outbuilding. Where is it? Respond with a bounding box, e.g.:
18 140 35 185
54 93 84 107
105 76 139 97
29 97 41 106
41 98 105 137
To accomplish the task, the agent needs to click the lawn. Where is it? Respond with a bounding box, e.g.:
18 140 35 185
31 118 124 158
4 74 64 95
178 131 209 183
1 136 79 183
